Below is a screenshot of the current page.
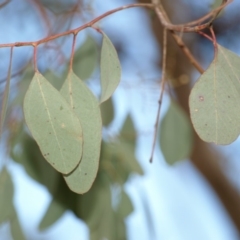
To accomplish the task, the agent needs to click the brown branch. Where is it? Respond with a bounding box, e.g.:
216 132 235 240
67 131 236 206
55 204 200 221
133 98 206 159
152 0 231 32
69 34 77 70
150 28 167 163
0 0 231 49
155 4 204 73
0 3 155 48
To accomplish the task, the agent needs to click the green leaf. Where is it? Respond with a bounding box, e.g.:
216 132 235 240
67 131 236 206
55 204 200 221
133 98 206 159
78 180 111 227
39 198 66 231
23 72 83 174
101 141 142 184
10 210 26 240
160 100 193 165
189 45 240 145
100 33 121 103
73 36 98 80
0 49 13 139
43 70 65 90
10 129 59 194
11 65 34 107
120 115 136 146
87 185 114 240
101 97 114 126
60 71 102 194
117 190 133 218
0 168 14 224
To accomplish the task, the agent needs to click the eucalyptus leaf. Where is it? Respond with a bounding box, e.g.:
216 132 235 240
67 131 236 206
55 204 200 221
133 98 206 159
77 178 111 230
100 33 121 103
100 97 114 126
23 72 83 174
160 100 193 165
39 198 66 231
101 141 142 184
0 168 14 224
44 70 65 90
73 36 98 80
11 65 34 107
11 129 59 194
88 186 114 240
189 45 240 144
117 190 133 218
120 115 136 147
60 71 102 194
10 210 26 240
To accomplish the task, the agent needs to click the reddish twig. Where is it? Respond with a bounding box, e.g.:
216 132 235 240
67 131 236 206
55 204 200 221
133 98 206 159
0 3 155 48
70 34 77 70
150 28 167 163
152 0 231 32
198 31 214 42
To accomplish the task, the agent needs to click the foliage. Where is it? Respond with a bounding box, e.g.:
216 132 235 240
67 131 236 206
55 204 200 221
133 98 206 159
0 0 239 239
160 100 193 165
189 45 240 145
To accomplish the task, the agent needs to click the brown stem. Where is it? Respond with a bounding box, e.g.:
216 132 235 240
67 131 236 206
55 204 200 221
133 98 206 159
152 0 230 32
69 34 77 70
150 28 167 163
0 3 155 48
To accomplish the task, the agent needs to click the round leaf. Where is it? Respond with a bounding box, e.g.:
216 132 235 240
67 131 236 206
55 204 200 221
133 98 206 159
189 45 240 144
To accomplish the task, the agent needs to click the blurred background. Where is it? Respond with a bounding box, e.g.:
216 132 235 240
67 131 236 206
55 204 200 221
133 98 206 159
1 0 240 239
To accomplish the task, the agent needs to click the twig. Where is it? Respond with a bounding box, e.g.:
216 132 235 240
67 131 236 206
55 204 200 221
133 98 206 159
155 2 204 74
152 0 230 32
33 46 38 72
70 34 77 70
150 28 167 163
0 3 155 48
0 0 230 49
198 31 214 42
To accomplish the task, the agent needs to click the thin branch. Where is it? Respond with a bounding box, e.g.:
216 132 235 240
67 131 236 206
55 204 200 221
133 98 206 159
210 25 218 60
155 3 204 74
33 46 38 72
0 0 10 9
152 0 231 32
198 31 214 42
182 0 231 27
0 0 231 49
150 28 167 163
69 34 77 70
0 3 155 48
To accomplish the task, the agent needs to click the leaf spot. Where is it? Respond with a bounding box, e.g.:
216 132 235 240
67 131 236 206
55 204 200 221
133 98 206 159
199 96 204 102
